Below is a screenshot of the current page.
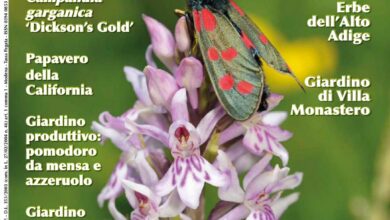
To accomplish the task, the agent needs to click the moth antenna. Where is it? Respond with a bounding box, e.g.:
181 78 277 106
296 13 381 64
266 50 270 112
262 54 306 93
289 73 306 93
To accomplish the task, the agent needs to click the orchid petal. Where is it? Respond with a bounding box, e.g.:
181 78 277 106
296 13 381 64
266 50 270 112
122 180 161 219
243 125 290 166
125 104 148 122
123 186 138 210
245 166 290 200
143 14 177 71
144 66 179 110
266 126 293 142
145 44 157 67
215 151 245 203
137 109 169 130
246 208 276 220
171 88 189 122
122 146 141 166
108 199 127 220
131 210 148 220
92 122 130 152
99 111 126 131
220 204 250 220
197 105 225 144
188 89 199 110
121 179 155 202
97 187 112 208
169 156 207 209
242 126 265 155
133 151 159 186
202 156 226 187
244 153 273 190
262 112 288 126
177 170 205 209
266 172 303 194
126 120 169 147
271 193 300 218
219 122 246 145
175 57 204 109
233 153 259 174
175 16 191 53
158 190 186 218
97 161 128 207
154 166 176 197
273 165 290 180
266 94 284 112
124 66 153 105
225 141 248 162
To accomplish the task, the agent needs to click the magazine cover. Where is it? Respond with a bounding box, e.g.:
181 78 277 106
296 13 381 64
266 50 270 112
1 0 389 219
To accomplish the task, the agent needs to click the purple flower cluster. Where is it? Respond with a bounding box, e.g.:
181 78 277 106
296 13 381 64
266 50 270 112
92 15 302 220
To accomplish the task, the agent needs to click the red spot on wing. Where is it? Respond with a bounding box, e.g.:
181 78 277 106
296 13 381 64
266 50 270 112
242 33 255 49
221 48 238 61
237 81 254 95
259 34 269 45
201 8 217 32
193 10 201 32
207 47 220 61
218 74 234 91
229 0 245 16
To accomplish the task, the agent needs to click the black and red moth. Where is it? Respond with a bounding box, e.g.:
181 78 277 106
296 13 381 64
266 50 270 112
186 0 301 120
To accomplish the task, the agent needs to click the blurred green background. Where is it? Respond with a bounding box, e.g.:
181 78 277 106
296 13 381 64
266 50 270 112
10 0 389 219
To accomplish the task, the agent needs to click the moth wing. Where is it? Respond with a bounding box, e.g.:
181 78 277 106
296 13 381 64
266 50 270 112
227 0 292 74
193 7 264 120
